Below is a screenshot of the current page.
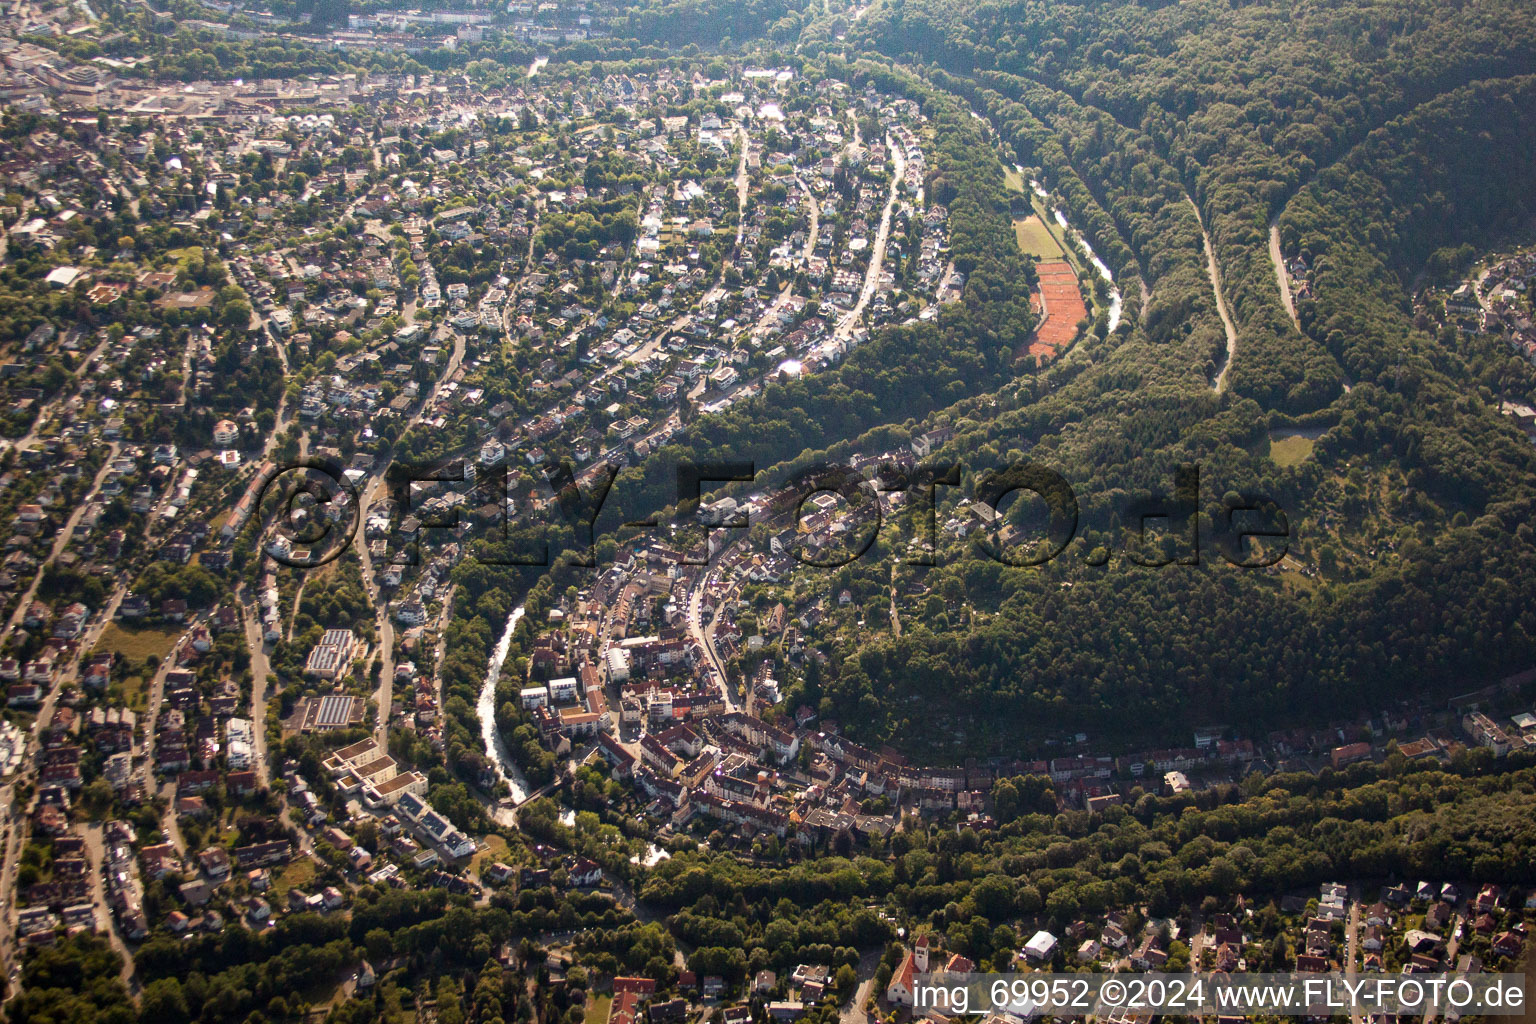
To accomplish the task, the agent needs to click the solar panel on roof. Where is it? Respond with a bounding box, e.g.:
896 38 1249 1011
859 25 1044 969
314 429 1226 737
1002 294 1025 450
318 696 352 725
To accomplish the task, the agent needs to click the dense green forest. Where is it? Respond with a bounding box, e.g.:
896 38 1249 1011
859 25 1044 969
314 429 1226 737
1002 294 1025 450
853 0 1536 409
709 0 1536 753
614 0 820 48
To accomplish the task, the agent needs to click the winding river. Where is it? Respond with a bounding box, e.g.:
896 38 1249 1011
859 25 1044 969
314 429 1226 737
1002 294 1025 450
478 604 532 803
1024 171 1123 332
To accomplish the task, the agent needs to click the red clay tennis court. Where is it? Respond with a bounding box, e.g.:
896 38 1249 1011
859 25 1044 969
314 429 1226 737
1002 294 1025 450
1023 259 1088 362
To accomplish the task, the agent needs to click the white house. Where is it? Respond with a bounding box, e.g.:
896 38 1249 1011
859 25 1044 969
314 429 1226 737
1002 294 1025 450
568 857 602 886
396 599 426 626
1023 930 1058 962
884 950 916 1007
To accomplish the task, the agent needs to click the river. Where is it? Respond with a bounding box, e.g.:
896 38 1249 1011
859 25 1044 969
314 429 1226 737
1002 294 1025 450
478 604 532 802
1022 172 1124 332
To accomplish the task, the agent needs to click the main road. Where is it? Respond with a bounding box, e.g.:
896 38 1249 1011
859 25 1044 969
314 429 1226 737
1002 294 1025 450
1345 892 1361 1024
83 823 140 996
684 570 736 713
835 133 906 341
355 326 467 744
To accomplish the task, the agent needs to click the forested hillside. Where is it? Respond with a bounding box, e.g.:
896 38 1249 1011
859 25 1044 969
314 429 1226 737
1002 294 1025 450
690 0 1536 755
852 0 1536 410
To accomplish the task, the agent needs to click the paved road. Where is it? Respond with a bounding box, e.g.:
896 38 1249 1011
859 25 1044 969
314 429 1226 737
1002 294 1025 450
260 391 290 461
156 778 188 857
3 332 113 458
0 449 126 984
799 176 820 259
356 327 466 744
0 792 20 989
1475 267 1494 311
731 125 751 251
835 134 905 341
0 444 119 643
839 947 885 1024
83 823 140 996
241 598 275 787
1345 894 1361 1024
685 575 733 711
684 559 750 715
139 634 190 776
1425 912 1463 1024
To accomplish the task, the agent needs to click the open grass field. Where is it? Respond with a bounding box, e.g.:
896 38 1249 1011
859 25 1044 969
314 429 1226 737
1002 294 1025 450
1003 166 1026 193
1013 214 1066 260
1269 435 1317 467
470 834 510 877
115 673 150 712
166 246 207 267
585 994 613 1024
94 622 180 664
271 857 316 899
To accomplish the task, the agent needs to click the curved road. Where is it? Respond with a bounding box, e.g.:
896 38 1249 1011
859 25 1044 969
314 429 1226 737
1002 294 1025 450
796 175 820 260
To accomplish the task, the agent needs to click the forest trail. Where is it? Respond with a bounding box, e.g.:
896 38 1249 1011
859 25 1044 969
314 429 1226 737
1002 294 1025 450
1270 219 1300 330
1189 197 1239 391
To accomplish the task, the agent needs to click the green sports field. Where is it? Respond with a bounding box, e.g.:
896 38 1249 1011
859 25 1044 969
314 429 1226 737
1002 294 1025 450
1013 214 1066 260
